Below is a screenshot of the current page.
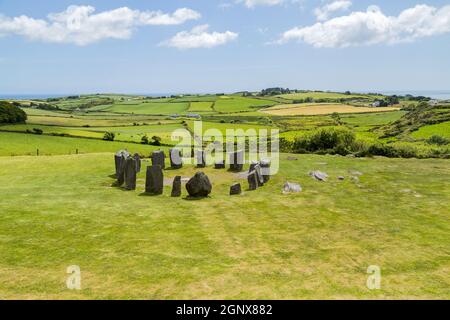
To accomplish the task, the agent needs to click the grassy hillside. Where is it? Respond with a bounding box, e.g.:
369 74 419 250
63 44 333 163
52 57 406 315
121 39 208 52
0 153 448 299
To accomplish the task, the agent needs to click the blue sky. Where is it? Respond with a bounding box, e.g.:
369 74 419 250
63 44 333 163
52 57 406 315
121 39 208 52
0 0 449 94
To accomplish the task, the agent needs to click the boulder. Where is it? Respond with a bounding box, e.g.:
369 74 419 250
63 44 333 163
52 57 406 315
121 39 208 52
151 150 166 169
186 172 212 197
283 182 302 193
145 165 164 195
169 148 183 169
124 156 137 190
338 176 345 181
230 183 242 195
247 171 258 191
309 170 328 181
229 150 244 172
196 150 206 168
171 176 182 197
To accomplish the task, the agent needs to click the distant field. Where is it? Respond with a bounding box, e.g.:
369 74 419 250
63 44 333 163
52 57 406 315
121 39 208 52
25 115 176 127
103 102 189 115
0 131 160 156
187 121 275 138
277 92 383 100
188 102 214 112
263 104 400 116
411 121 450 139
214 97 276 113
341 111 407 127
1 123 184 145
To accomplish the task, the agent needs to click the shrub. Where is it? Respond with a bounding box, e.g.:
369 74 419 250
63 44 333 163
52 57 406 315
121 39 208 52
0 101 27 124
150 136 162 146
103 132 115 141
426 135 449 145
293 127 355 155
141 135 149 145
32 128 43 135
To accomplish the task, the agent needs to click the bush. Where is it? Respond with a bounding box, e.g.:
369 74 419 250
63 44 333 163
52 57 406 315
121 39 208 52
293 127 355 155
103 132 115 141
32 128 43 135
0 101 27 124
150 136 162 146
141 135 149 144
426 135 449 145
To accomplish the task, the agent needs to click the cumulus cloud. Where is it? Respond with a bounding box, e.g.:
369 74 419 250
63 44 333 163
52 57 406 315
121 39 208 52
0 5 201 45
278 4 450 48
161 24 238 49
237 0 284 8
314 1 352 21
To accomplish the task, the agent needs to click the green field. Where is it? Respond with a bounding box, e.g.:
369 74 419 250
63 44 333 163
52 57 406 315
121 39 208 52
103 102 189 115
188 102 214 112
0 153 448 299
214 96 276 113
0 131 160 156
277 92 383 100
411 121 450 139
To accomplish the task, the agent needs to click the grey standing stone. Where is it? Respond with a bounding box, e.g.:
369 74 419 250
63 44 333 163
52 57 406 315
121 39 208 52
134 153 141 173
151 150 166 169
249 162 264 186
229 150 244 172
230 183 242 195
145 165 164 195
186 172 212 197
260 159 271 183
171 176 182 197
247 171 258 191
196 150 206 168
169 148 183 169
114 150 129 179
214 160 225 169
124 156 137 190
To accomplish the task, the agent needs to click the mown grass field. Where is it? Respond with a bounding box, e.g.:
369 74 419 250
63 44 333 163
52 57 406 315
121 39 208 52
263 104 400 116
214 96 276 113
277 92 384 100
0 153 448 299
103 102 189 115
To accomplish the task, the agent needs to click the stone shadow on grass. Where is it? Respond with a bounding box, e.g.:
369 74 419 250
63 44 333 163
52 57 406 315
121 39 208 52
138 192 163 197
183 196 210 201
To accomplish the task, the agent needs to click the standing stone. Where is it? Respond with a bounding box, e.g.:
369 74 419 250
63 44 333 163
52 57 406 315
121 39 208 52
260 159 271 183
230 183 242 195
124 156 137 190
145 165 164 195
171 176 182 197
151 150 166 169
169 148 183 169
114 150 129 179
309 170 328 182
186 172 212 197
196 150 206 168
214 160 225 169
247 171 258 191
134 153 141 173
229 150 244 172
249 162 264 186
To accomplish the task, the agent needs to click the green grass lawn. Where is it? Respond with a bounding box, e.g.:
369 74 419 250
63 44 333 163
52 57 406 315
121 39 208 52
188 102 215 112
0 153 448 299
411 121 450 139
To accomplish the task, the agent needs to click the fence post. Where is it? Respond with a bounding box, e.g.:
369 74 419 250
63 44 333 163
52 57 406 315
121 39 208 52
76 149 79 155
37 149 39 156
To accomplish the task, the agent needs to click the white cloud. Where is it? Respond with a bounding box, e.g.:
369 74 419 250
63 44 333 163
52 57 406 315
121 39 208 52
314 1 352 21
161 24 238 49
237 0 284 9
0 5 201 45
279 4 450 48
